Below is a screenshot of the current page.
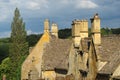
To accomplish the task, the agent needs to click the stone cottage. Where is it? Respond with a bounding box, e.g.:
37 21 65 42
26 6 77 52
21 14 120 80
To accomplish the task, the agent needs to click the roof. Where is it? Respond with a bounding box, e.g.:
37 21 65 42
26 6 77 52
99 52 120 74
97 36 120 61
112 64 120 78
42 34 120 75
42 36 72 70
98 36 120 74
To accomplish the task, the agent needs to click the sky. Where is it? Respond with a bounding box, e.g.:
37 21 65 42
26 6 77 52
0 0 120 38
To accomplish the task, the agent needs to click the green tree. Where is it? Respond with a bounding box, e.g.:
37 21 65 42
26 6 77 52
0 43 9 63
26 34 42 47
58 28 72 39
111 28 120 34
0 57 11 79
9 8 28 80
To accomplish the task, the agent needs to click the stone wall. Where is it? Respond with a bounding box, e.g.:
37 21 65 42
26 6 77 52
21 32 50 80
42 71 56 80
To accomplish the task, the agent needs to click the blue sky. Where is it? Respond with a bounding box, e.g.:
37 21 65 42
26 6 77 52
0 0 120 38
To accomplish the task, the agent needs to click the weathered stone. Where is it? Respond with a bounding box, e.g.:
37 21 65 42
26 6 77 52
21 14 120 80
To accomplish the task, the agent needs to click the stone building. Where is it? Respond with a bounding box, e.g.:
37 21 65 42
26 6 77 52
21 14 120 80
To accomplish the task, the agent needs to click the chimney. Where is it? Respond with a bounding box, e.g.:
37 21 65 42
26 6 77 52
72 19 81 47
44 19 50 33
90 13 101 45
80 19 88 38
51 23 58 38
72 19 89 47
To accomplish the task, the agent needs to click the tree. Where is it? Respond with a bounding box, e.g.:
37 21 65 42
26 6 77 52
0 57 11 80
9 8 28 80
0 43 9 63
26 34 42 47
111 28 120 34
58 28 72 39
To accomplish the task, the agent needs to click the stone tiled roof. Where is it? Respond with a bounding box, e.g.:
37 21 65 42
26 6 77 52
112 64 120 78
98 36 120 60
80 36 120 75
42 36 72 70
99 52 120 74
42 35 120 75
98 36 120 74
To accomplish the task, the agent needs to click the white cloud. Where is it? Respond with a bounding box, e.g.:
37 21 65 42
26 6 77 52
0 2 13 22
60 0 70 4
0 12 8 22
27 30 41 35
0 0 98 22
0 31 10 38
54 0 98 9
26 1 40 10
9 0 49 10
0 0 119 31
75 0 98 9
26 0 48 10
0 0 49 22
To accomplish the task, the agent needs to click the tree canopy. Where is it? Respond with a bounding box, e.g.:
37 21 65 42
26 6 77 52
8 8 28 80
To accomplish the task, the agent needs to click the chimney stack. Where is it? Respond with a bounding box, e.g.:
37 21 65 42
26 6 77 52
44 19 50 33
90 13 101 45
51 23 58 38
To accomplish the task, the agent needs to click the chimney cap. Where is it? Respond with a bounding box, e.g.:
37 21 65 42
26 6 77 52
90 13 100 20
45 19 49 21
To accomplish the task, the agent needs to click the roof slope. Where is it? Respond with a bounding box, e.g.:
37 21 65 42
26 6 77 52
41 35 120 75
99 52 120 74
42 36 72 70
98 36 120 74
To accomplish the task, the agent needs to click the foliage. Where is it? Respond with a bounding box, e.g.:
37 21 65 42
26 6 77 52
0 57 11 79
27 34 42 47
58 28 72 39
0 38 10 63
101 27 112 35
9 8 28 80
0 38 10 43
0 43 9 63
111 28 120 34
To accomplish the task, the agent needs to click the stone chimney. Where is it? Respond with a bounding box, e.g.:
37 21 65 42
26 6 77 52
72 19 81 47
72 19 88 47
51 23 58 38
80 19 88 38
90 13 101 45
44 19 50 33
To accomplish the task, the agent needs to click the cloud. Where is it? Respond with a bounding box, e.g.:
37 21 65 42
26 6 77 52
26 1 40 10
0 0 99 22
0 0 49 22
0 31 10 38
60 0 72 5
75 0 98 9
0 2 12 22
27 30 41 35
0 0 120 35
0 12 8 22
25 0 49 10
